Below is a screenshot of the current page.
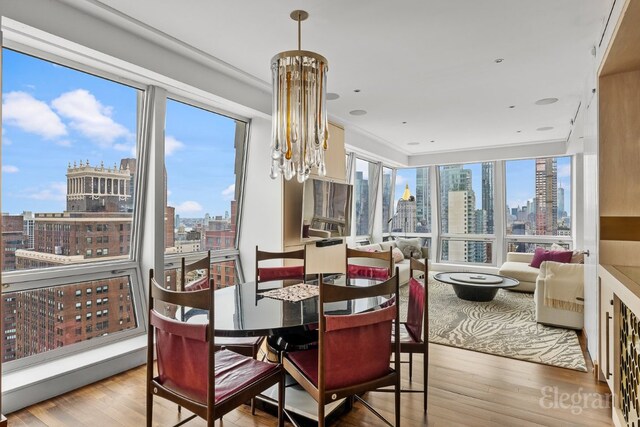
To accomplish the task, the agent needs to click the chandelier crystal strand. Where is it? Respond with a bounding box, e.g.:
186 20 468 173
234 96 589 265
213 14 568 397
270 10 328 181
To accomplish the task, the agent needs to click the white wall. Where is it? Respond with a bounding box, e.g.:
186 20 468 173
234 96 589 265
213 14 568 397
238 117 283 281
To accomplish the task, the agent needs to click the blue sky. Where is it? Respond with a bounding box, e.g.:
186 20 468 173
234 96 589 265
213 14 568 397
1 49 237 217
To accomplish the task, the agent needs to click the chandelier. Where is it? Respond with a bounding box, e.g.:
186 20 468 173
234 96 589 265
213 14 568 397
270 10 329 182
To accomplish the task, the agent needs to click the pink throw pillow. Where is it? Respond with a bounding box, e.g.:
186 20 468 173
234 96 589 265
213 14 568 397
529 247 573 269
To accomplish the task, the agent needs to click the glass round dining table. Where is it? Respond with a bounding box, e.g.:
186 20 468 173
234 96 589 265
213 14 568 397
185 275 388 337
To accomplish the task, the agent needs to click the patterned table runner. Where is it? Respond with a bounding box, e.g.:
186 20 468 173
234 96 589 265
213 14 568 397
260 283 319 302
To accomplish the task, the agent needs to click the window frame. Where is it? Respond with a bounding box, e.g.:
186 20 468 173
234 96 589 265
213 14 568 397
161 93 250 281
0 44 148 370
436 161 498 265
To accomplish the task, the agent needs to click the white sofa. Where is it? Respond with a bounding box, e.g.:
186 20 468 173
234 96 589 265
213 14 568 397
351 240 428 286
497 252 541 292
535 261 584 329
498 251 584 329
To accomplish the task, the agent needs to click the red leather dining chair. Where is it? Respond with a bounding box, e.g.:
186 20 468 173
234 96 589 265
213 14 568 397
255 245 306 286
181 251 265 414
256 245 313 361
282 268 401 426
146 269 285 427
346 246 393 280
394 257 428 413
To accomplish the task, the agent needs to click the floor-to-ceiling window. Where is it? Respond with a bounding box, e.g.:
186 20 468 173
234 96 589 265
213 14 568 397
390 167 432 257
353 158 379 238
438 162 495 264
162 98 247 289
505 156 572 251
1 48 144 365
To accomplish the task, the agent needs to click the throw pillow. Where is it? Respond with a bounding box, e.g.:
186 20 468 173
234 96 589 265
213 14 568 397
396 237 421 258
530 247 573 269
392 247 404 263
402 245 422 259
550 243 584 264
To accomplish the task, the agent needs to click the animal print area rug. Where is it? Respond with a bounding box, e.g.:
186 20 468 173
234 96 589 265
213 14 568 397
400 277 587 372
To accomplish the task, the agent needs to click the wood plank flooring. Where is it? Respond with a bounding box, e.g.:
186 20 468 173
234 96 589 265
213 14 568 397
9 342 612 426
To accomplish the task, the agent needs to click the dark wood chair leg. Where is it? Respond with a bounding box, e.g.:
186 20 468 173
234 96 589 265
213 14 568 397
278 372 285 427
409 352 413 382
423 350 428 413
396 376 401 427
146 392 153 427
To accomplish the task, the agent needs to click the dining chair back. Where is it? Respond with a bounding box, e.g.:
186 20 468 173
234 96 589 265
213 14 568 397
346 246 393 280
255 245 306 284
181 251 266 414
282 268 401 426
146 269 285 426
395 257 429 412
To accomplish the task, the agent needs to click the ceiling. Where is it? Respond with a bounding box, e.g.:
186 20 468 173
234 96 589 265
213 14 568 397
90 0 610 155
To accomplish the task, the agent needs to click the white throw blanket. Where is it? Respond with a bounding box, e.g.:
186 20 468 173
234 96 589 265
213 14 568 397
540 261 584 313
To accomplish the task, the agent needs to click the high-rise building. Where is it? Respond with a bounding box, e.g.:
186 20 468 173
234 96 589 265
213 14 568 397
558 182 565 218
481 163 494 233
415 167 431 232
391 184 416 233
535 158 558 235
382 172 392 231
5 158 143 363
66 160 132 213
439 165 472 233
1 214 27 271
354 171 369 235
23 211 35 249
447 191 476 262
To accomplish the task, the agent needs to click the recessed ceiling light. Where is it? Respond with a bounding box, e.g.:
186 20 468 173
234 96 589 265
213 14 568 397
516 130 522 133
353 89 361 93
537 126 554 131
494 58 504 63
402 121 407 124
407 142 420 146
326 92 340 100
349 109 367 116
535 98 559 105
430 140 435 143
508 105 516 109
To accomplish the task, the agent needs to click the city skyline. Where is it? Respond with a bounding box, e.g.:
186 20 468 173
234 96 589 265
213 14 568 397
393 157 571 220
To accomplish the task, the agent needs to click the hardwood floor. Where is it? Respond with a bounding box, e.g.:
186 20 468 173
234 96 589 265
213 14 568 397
9 343 612 426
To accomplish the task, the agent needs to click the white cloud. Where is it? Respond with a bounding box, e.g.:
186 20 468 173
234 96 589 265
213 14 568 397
221 184 235 200
52 89 130 145
27 182 67 201
174 201 203 215
1 128 10 145
3 91 67 139
165 136 185 156
56 140 72 147
395 175 407 186
2 165 19 174
558 164 571 179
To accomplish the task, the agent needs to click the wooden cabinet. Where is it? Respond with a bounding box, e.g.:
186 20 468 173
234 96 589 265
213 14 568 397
598 275 615 389
596 2 640 424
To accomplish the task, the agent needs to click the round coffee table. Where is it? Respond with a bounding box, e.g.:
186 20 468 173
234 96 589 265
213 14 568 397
433 272 520 302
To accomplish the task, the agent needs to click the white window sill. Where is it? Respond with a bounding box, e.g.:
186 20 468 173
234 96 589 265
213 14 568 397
3 334 147 413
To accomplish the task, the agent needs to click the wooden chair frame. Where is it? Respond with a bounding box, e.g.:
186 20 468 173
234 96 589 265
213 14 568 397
283 268 401 426
146 269 285 426
181 251 266 414
255 245 306 287
345 246 394 279
398 257 428 412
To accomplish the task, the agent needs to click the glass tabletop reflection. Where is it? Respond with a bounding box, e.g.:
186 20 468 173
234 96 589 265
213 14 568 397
205 275 387 337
